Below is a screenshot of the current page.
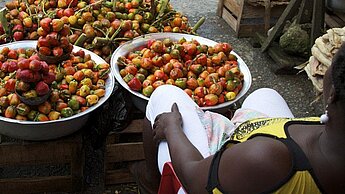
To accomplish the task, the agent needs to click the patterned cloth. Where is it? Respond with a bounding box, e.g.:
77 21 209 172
197 108 268 154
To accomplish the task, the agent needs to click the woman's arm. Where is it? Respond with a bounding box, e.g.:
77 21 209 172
153 103 213 193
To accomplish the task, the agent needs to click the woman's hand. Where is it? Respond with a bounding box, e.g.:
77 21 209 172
152 103 182 145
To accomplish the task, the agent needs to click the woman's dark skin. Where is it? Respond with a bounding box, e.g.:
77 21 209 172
140 54 345 194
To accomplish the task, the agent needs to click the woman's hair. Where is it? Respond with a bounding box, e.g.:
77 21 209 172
331 43 345 101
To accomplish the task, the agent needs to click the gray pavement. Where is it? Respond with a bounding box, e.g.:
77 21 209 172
171 0 324 117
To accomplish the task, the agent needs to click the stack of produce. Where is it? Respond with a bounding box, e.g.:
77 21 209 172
15 57 55 99
36 17 73 60
304 27 345 93
0 0 204 62
117 37 244 107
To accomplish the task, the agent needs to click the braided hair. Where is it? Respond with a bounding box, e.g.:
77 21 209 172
331 43 345 101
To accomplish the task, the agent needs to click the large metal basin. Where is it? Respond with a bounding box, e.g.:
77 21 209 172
0 41 115 141
111 33 252 114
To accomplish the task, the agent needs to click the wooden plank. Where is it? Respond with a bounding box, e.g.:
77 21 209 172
222 7 239 33
70 143 84 189
296 0 314 23
0 176 76 194
106 119 144 144
325 12 345 28
105 169 135 185
0 142 77 166
261 0 302 52
105 142 144 163
240 2 286 19
235 0 245 37
223 0 242 17
311 0 325 47
0 132 83 193
242 3 265 18
122 119 144 134
217 0 225 16
264 0 272 32
335 11 345 21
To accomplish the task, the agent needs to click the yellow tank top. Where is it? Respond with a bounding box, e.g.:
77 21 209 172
206 117 325 194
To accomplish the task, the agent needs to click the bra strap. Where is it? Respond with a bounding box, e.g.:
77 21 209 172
205 143 229 193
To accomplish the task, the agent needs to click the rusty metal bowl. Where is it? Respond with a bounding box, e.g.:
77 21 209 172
0 41 115 141
37 51 70 64
111 33 252 114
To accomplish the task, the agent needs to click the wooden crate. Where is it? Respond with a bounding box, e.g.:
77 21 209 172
104 119 145 185
0 132 84 194
217 0 288 37
325 10 345 28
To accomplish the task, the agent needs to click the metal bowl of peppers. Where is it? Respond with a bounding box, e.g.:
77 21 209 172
111 33 252 113
0 41 115 140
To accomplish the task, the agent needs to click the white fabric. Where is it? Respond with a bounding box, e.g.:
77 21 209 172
146 85 210 173
241 88 294 118
146 86 294 174
177 187 186 194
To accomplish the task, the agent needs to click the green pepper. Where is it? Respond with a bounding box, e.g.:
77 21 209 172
175 78 187 89
135 73 146 83
142 85 154 97
138 68 148 77
123 74 134 83
61 107 74 118
68 98 80 111
27 110 38 121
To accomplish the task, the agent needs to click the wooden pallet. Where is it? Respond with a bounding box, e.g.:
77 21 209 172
325 10 345 28
104 119 145 186
0 132 84 194
217 0 288 37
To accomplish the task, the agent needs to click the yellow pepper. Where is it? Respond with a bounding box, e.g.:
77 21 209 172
86 94 99 106
79 85 90 97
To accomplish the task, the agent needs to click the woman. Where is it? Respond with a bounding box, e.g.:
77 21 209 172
131 43 345 194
